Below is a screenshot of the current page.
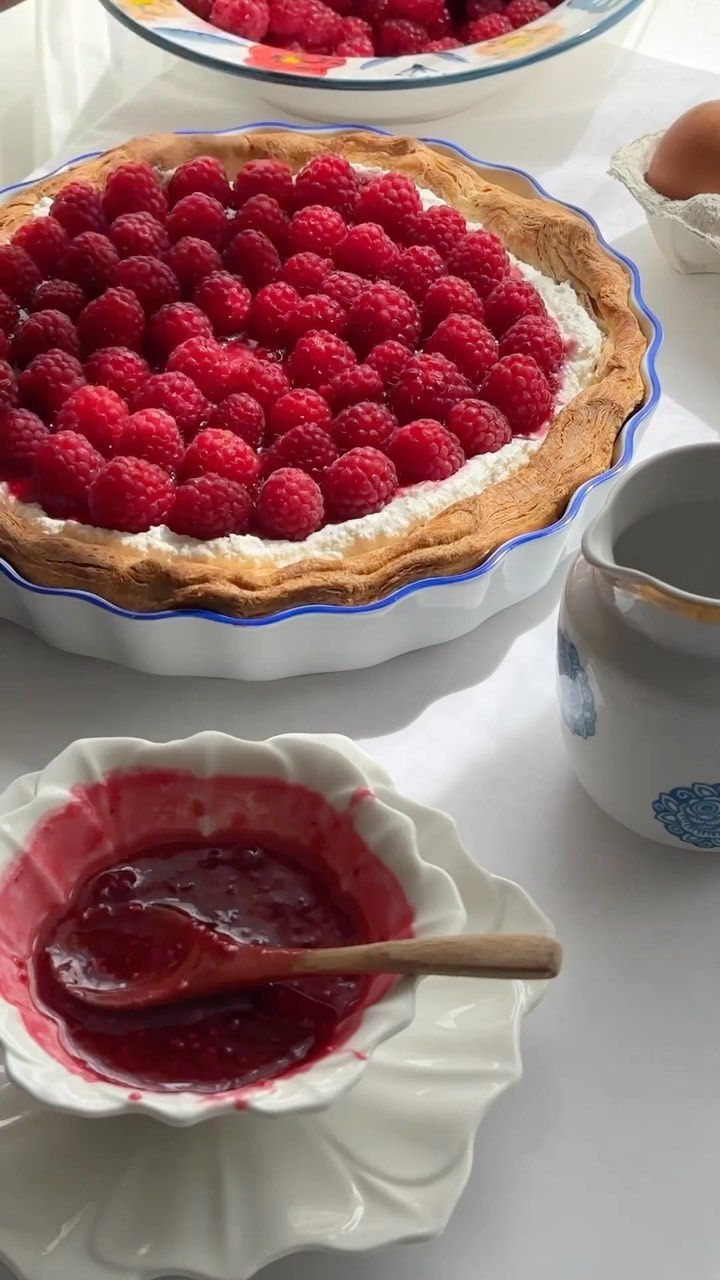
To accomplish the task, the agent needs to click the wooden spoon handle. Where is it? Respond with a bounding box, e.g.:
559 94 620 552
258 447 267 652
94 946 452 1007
291 934 562 981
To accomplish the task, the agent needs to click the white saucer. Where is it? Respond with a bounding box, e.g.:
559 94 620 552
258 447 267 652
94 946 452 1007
0 740 552 1280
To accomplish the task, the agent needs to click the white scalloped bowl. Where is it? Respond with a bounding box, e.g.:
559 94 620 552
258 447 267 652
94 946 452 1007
0 732 465 1125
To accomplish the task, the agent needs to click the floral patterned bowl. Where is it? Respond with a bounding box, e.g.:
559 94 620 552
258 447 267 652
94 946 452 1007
98 0 648 123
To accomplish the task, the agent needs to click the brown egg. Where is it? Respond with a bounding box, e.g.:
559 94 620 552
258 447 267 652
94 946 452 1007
646 100 720 200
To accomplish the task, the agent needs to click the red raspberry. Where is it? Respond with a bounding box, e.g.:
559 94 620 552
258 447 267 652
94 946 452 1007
223 229 281 291
389 245 444 304
211 0 270 37
336 35 374 52
0 246 42 305
364 338 412 386
389 419 464 483
388 0 443 23
225 354 290 408
113 256 182 315
0 332 7 362
193 270 252 338
166 237 223 294
320 270 366 311
427 4 451 34
267 0 314 39
499 314 565 383
12 217 68 276
166 335 230 401
332 401 397 452
506 0 551 27
254 463 325 542
334 223 400 280
347 282 420 357
85 347 150 401
149 302 213 360
264 424 338 482
356 173 423 243
233 159 294 212
119 409 184 473
168 156 232 209
88 457 173 532
281 252 330 297
31 279 86 320
10 311 80 368
0 361 18 411
55 385 128 456
482 354 552 434
304 0 344 46
108 212 170 259
466 0 504 15
78 287 146 355
423 275 484 334
390 352 472 424
377 19 428 53
180 426 260 488
132 372 210 440
484 277 546 337
32 430 103 519
447 230 509 298
447 398 512 456
19 350 86 420
323 447 397 521
0 289 19 336
51 183 106 237
425 36 462 48
167 193 229 249
411 204 466 261
167 473 251 539
290 294 347 344
326 364 383 412
355 0 389 23
250 282 301 346
288 330 356 389
287 206 346 260
183 0 212 13
425 313 498 385
0 408 49 472
293 154 359 220
209 393 265 449
232 194 290 251
269 388 332 438
468 13 512 37
102 162 168 224
59 231 120 298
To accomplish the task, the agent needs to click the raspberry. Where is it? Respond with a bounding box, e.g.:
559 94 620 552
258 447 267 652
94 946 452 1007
293 154 359 220
320 270 366 311
211 0 270 38
19 351 86 420
12 217 68 275
166 237 223 294
167 473 251 539
10 311 80 368
55 385 129 456
389 419 464 483
233 159 294 212
167 192 229 249
336 35 374 52
269 388 332 438
0 246 42 305
225 355 290 407
390 352 472 424
149 302 213 360
447 398 512 456
88 457 174 532
108 212 170 259
389 245 444 304
363 339 412 386
232 194 290 252
85 347 150 401
181 427 260 487
0 289 19 337
288 330 356 389
356 173 423 243
466 0 504 15
0 408 49 472
51 183 106 237
0 361 18 411
267 0 314 39
323 447 397 522
411 204 467 261
59 231 120 298
31 280 86 320
0 332 8 362
281 252 330 297
447 230 509 298
288 206 346 259
332 401 397 452
183 0 212 13
166 335 230 402
78 287 146 354
355 0 388 22
334 223 400 280
32 430 103 519
132 372 210 439
482 354 552 434
425 36 462 48
468 13 512 37
499 314 565 382
376 19 428 54
303 0 344 47
255 468 323 541
119 409 184 473
326 364 383 412
425 313 498 385
223 229 281 291
506 0 551 27
113 256 182 315
102 162 168 224
209 393 265 449
264 424 338 482
192 271 252 339
484 277 546 337
347 282 420 357
250 282 301 346
289 294 347 344
167 156 232 209
423 275 484 334
388 0 443 24
427 5 451 35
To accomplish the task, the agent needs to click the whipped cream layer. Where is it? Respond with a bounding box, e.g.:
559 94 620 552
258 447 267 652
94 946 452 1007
11 170 603 571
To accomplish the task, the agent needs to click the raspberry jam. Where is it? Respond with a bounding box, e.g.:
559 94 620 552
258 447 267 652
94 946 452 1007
33 837 371 1093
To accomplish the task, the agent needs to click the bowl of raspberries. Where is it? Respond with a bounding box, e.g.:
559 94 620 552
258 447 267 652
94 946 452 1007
99 0 646 122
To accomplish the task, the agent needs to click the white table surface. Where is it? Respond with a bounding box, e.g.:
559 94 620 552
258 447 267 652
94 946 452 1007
2 3 720 1278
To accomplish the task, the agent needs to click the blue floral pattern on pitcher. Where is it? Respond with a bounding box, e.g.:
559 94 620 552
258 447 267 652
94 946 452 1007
557 628 596 740
652 783 720 849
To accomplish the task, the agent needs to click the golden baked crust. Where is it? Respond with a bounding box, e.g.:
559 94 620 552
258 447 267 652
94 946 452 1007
0 130 648 617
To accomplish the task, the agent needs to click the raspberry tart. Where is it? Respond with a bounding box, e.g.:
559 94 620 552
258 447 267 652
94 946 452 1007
0 130 648 618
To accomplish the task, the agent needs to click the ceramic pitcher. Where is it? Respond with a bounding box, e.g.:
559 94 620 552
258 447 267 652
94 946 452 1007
558 443 720 849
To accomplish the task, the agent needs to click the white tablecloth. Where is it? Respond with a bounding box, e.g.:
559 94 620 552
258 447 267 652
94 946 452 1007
3 3 720 1278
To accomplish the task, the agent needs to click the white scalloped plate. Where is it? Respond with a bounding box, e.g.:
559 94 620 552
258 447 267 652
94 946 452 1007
0 738 551 1280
